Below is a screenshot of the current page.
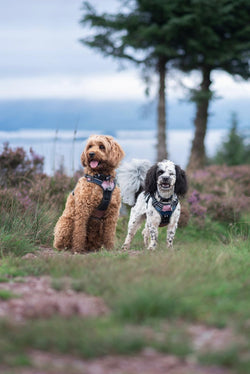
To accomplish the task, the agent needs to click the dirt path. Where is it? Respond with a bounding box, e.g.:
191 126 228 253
13 349 230 374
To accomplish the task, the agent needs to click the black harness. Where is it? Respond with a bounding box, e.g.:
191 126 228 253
146 193 179 227
72 174 116 220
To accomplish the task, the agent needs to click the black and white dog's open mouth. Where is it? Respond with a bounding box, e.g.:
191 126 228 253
160 182 171 190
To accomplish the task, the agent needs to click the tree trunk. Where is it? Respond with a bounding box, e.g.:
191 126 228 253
157 58 167 162
187 67 212 171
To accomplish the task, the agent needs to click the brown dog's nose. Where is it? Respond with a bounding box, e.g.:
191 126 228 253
89 152 95 158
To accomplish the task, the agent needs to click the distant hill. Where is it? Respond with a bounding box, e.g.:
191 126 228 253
0 98 249 132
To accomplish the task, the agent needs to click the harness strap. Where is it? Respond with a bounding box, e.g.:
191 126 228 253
71 174 116 220
145 192 178 227
85 174 116 219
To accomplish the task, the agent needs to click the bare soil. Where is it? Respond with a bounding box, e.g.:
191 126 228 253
0 276 108 321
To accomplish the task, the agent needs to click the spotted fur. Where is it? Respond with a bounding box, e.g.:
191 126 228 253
120 159 187 250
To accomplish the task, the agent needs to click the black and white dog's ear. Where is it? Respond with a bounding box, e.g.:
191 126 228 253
144 164 158 195
175 165 188 196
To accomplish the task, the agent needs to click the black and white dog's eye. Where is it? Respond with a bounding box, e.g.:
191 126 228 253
157 170 164 176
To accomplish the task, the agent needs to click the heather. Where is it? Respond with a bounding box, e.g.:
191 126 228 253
188 164 250 225
0 144 81 256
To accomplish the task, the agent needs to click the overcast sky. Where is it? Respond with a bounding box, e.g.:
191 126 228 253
1 0 250 102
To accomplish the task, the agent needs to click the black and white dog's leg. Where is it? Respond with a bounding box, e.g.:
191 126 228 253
166 203 181 248
145 205 161 251
142 224 150 248
122 207 145 250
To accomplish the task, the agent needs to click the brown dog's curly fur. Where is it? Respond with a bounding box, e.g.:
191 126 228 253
53 135 125 253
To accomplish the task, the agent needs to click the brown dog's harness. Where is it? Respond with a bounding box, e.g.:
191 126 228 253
72 174 116 220
72 174 116 219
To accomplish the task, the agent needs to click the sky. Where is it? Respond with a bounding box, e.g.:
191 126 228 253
1 0 250 103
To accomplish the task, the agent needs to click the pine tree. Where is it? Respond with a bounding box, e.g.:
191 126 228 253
80 0 193 161
80 0 250 166
180 0 250 170
213 113 250 165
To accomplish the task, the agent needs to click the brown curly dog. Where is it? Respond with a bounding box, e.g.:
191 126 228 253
53 135 125 253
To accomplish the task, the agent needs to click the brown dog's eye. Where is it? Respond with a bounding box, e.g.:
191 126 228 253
99 145 105 150
88 145 92 149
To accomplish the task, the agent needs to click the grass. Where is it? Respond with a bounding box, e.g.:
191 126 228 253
0 198 249 371
0 289 18 301
0 317 192 366
0 226 249 327
0 198 58 257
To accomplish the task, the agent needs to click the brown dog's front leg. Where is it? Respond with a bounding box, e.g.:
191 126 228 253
102 204 120 250
71 215 88 253
53 193 75 250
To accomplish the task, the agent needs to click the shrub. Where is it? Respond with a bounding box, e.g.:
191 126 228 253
211 113 250 166
0 142 44 187
0 144 84 254
188 165 250 224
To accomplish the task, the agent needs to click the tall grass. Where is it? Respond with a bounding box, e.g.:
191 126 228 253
0 195 58 257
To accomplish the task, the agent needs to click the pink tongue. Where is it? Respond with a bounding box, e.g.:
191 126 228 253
90 160 99 168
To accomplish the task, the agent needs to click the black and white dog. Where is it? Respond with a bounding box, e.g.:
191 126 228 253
118 159 188 250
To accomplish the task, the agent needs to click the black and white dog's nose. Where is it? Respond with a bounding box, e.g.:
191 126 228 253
89 152 95 158
162 177 170 183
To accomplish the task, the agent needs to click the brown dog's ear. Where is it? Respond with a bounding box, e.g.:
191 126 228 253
113 141 125 165
81 151 87 167
107 137 125 167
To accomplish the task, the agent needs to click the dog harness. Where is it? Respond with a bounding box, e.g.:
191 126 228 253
72 174 116 219
84 173 116 219
146 193 179 227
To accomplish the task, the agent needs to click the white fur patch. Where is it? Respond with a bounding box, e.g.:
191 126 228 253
117 159 151 206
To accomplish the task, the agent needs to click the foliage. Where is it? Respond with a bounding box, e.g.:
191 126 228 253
188 164 250 224
181 0 250 169
0 142 44 187
81 0 250 166
80 0 197 160
0 145 81 256
178 0 250 77
212 113 250 166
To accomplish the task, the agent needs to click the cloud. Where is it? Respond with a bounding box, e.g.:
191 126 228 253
0 70 249 102
1 1 249 102
0 72 147 101
212 72 250 99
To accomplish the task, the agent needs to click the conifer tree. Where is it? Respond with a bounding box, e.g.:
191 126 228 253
80 0 193 161
80 0 250 166
180 0 250 170
213 113 250 165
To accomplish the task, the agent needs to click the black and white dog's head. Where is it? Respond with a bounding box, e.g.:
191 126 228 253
144 160 188 199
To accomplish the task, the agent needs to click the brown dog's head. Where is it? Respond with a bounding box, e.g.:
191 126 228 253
81 135 125 175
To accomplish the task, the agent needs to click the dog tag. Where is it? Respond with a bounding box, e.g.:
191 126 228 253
162 204 172 212
102 181 115 191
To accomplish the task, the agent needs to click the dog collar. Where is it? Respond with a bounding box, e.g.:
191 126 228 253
84 173 116 192
156 192 174 203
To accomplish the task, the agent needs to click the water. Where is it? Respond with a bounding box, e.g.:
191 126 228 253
0 129 226 175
